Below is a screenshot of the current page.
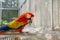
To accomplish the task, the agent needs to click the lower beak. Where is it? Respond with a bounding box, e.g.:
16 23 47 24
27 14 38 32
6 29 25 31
29 19 32 25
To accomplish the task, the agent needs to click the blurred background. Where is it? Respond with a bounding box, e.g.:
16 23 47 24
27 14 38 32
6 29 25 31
0 0 60 40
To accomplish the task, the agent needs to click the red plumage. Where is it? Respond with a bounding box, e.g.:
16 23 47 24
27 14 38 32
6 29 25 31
12 12 34 33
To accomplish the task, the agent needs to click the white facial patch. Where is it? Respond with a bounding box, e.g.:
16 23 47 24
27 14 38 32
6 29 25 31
26 14 31 18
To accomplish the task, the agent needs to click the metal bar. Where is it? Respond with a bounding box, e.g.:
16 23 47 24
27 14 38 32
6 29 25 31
0 8 20 10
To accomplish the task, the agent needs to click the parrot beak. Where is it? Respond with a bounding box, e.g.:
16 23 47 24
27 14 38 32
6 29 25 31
28 18 32 25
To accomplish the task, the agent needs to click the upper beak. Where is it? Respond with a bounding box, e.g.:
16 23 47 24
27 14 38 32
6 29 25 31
28 18 32 25
29 19 32 23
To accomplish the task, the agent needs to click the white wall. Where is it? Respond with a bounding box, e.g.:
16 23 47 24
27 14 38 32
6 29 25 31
52 0 60 31
18 0 29 15
29 0 52 31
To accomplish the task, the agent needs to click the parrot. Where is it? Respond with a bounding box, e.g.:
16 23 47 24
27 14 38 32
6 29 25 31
0 12 34 34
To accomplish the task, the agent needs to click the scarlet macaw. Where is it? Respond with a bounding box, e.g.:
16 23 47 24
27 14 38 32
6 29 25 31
0 12 34 34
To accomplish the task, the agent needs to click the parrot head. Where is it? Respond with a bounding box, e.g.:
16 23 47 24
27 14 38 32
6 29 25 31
21 12 34 24
23 12 34 25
